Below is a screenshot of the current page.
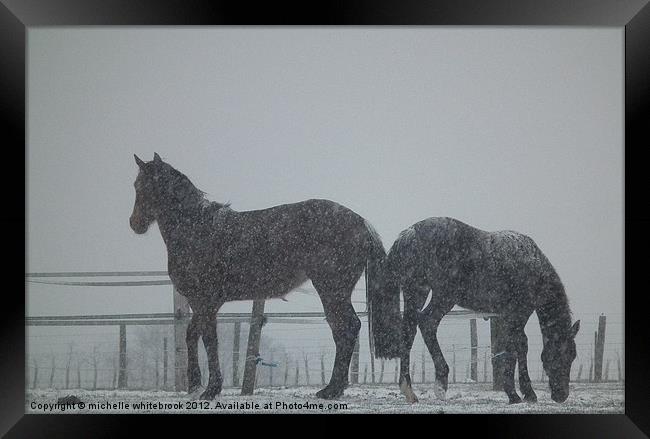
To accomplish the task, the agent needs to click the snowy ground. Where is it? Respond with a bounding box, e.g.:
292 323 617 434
26 382 623 414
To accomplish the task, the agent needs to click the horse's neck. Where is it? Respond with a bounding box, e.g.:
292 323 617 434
156 200 205 247
536 293 572 340
156 198 229 248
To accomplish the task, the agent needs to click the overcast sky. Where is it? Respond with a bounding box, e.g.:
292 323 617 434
26 26 623 351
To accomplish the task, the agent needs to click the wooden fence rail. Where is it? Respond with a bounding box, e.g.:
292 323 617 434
26 271 618 393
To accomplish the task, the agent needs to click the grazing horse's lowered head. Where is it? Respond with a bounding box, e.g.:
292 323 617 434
541 319 580 403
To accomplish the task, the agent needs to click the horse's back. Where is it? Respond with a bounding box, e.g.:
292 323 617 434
412 217 540 258
386 217 476 282
392 217 557 312
236 198 366 241
210 198 371 294
240 198 360 221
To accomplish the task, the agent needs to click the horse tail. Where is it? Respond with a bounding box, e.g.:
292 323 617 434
364 221 402 359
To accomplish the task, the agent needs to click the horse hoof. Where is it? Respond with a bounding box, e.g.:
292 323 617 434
433 380 447 401
199 388 221 401
400 381 419 404
316 386 344 400
407 394 419 404
508 395 523 404
523 393 538 403
189 385 205 400
199 392 215 401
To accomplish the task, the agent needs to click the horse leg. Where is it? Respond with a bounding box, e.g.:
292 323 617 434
502 320 523 404
515 329 537 402
399 284 429 403
186 312 202 394
199 314 223 400
316 297 360 399
418 298 454 401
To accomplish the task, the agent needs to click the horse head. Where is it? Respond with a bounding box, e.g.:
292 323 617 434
130 152 164 234
541 320 580 402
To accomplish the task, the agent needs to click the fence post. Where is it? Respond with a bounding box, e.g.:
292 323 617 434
92 346 98 390
420 351 425 384
76 359 81 389
118 324 128 389
370 350 376 384
269 351 274 387
594 315 606 382
321 353 326 385
112 355 117 389
284 354 289 386
380 359 386 384
173 286 189 392
241 300 264 395
232 321 241 387
483 349 488 382
452 344 456 384
163 337 168 390
350 336 360 384
593 331 598 381
65 343 72 389
295 360 300 386
394 360 398 383
32 359 38 390
304 354 310 385
470 318 477 382
363 364 368 384
242 300 266 395
155 349 160 390
141 348 146 389
616 351 622 382
490 317 505 390
49 355 55 389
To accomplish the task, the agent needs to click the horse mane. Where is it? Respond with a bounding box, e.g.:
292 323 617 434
394 226 417 254
160 163 231 211
537 281 573 338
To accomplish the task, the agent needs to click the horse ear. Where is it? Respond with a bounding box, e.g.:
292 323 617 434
153 152 162 163
134 154 145 168
570 320 580 338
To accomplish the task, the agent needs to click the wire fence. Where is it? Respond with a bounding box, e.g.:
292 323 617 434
26 271 624 391
25 314 624 391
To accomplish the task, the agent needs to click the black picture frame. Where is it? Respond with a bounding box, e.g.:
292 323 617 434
2 1 649 437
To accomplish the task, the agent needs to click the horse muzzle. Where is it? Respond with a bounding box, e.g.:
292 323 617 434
130 216 149 234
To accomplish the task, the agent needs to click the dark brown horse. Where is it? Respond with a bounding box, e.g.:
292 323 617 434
130 153 401 400
375 217 580 404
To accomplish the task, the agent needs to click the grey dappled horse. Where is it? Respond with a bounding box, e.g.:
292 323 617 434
375 217 580 404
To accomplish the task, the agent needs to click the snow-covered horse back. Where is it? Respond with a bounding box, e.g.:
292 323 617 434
130 153 401 400
380 217 580 404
